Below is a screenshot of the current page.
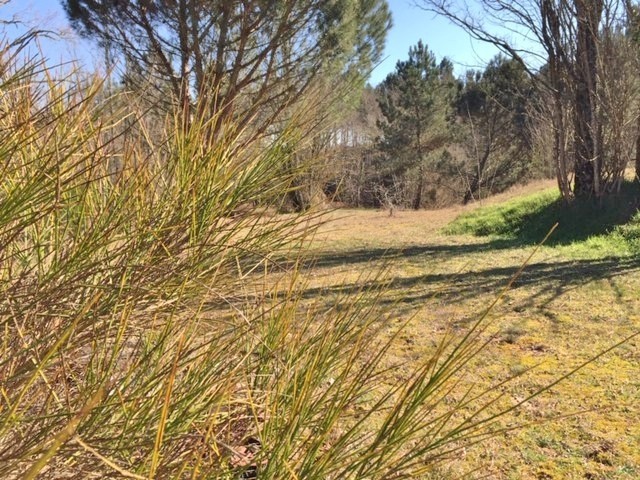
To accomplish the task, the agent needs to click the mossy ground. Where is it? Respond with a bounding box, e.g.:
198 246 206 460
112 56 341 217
307 180 640 479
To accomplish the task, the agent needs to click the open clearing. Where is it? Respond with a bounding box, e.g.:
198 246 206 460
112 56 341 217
307 181 640 479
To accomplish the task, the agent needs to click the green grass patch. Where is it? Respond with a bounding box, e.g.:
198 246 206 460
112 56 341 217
444 182 640 257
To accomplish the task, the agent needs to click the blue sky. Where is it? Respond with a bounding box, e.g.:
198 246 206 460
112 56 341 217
1 0 96 68
1 0 503 83
371 1 501 84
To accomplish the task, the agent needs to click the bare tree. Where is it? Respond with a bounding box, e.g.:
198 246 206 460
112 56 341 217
418 0 638 202
320 85 383 206
625 0 640 181
596 16 639 191
456 57 533 204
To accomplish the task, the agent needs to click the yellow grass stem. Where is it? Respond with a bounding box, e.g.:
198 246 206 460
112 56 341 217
74 435 147 480
1 293 102 437
22 385 107 480
148 330 187 478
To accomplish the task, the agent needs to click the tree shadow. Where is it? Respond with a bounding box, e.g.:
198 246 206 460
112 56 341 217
297 255 640 314
463 181 640 246
292 238 521 271
219 184 640 314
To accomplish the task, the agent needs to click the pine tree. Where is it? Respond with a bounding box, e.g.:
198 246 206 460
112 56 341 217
62 0 392 137
376 41 454 209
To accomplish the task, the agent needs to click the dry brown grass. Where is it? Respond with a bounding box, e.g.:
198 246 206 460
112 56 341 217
316 178 557 245
307 194 640 479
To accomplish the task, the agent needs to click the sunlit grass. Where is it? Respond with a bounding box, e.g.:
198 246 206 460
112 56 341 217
0 33 572 480
445 183 640 257
306 203 640 478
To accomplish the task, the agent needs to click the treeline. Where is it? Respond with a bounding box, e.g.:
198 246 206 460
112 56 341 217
324 45 540 209
325 0 640 210
325 26 639 210
61 0 640 212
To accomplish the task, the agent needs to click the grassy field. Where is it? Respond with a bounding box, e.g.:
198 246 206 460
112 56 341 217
3 29 638 478
307 180 640 479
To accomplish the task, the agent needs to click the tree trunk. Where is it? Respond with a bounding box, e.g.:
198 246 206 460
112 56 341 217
463 160 483 205
636 113 640 182
553 91 573 202
463 134 494 205
573 0 603 198
413 164 424 210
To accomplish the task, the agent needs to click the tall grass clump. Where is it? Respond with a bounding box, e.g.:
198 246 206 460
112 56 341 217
0 34 316 478
0 33 618 479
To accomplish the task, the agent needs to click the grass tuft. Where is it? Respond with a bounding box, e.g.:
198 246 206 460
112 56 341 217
2 30 638 480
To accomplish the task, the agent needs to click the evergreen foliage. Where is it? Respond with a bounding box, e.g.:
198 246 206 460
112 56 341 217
62 0 392 136
456 56 534 203
376 41 455 209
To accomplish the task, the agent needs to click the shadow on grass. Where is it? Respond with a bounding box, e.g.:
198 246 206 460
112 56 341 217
453 181 640 246
285 184 640 272
297 255 640 313
295 238 521 271
226 184 640 315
